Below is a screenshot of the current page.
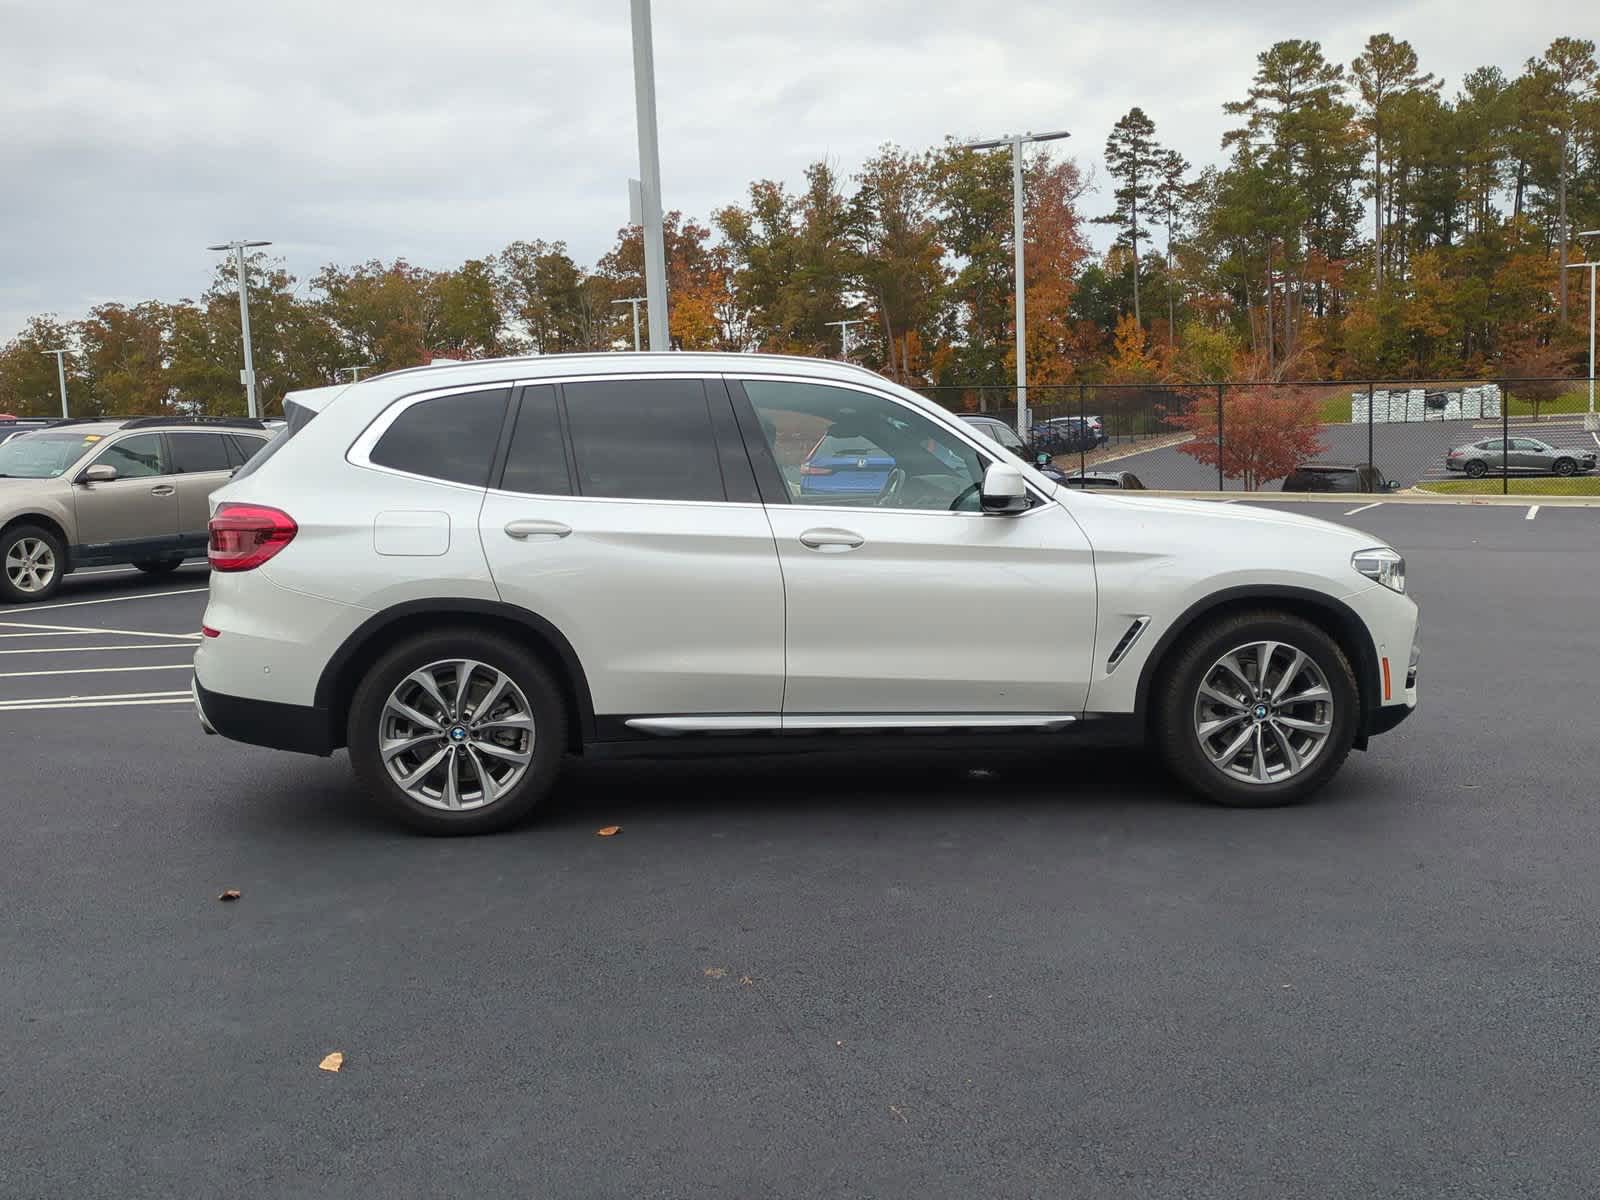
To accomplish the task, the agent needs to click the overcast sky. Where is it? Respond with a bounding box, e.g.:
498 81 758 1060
0 0 1580 341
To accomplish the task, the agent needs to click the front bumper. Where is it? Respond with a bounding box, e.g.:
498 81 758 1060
192 675 335 757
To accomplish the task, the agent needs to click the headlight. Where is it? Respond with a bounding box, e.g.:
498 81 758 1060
1352 546 1406 594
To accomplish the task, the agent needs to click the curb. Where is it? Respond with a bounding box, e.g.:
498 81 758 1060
1134 491 1600 507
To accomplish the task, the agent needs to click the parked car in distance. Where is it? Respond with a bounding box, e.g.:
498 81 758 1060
1282 464 1400 493
193 353 1419 835
959 415 1069 482
1060 471 1146 490
1446 437 1597 478
1028 417 1097 455
0 419 61 446
0 417 273 602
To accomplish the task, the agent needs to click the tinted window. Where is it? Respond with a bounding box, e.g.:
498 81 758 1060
97 433 168 478
370 389 509 486
501 386 572 495
743 379 987 511
1513 438 1547 451
1479 440 1505 451
169 432 232 474
563 379 724 502
227 434 269 466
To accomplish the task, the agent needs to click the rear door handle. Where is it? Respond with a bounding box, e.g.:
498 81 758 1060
504 518 572 541
798 527 864 551
150 485 175 497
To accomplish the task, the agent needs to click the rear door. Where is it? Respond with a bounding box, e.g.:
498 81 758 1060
71 432 180 558
478 375 785 725
168 432 236 554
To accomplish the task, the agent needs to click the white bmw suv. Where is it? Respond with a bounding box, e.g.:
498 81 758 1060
193 354 1418 834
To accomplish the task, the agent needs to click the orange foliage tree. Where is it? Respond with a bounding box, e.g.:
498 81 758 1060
1168 386 1326 490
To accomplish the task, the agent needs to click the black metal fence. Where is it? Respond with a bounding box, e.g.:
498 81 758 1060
917 379 1600 496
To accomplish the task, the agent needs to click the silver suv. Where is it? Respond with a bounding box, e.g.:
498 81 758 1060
0 417 273 602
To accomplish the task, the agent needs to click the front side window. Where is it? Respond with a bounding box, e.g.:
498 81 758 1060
743 380 987 511
96 433 168 479
1513 439 1548 452
169 432 232 474
0 430 101 479
562 378 725 502
368 389 510 486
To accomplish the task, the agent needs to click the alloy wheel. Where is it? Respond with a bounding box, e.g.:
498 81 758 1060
379 659 535 811
4 537 57 594
1192 640 1334 785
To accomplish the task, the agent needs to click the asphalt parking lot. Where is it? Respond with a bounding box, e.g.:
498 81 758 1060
5 503 1600 1198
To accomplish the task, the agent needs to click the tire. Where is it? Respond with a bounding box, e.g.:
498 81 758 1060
1465 459 1487 478
133 557 185 575
347 629 568 835
0 523 66 604
1154 610 1360 809
1553 458 1576 477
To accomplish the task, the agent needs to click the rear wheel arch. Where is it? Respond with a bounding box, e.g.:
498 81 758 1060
315 599 595 754
1136 586 1378 734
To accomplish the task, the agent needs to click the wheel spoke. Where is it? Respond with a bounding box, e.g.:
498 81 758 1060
397 745 449 790
385 697 442 733
1270 649 1306 701
453 661 474 719
464 746 498 803
469 671 509 724
1198 712 1248 739
1199 683 1248 712
1208 724 1255 768
407 670 452 723
1268 721 1302 774
440 749 462 809
1254 642 1279 692
470 739 531 766
381 732 440 762
1215 654 1255 695
1282 685 1331 705
475 711 532 732
1274 713 1331 734
1252 726 1269 781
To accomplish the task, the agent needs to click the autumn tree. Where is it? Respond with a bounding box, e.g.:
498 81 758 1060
1171 386 1326 490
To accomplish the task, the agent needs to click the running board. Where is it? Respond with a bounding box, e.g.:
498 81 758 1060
624 713 1078 736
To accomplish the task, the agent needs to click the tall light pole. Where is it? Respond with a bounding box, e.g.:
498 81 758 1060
207 239 271 418
41 349 69 418
825 318 864 361
960 129 1070 437
1567 230 1598 428
629 0 669 351
612 297 646 351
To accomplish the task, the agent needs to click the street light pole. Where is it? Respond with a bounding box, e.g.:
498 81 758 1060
629 0 669 351
207 239 272 418
824 318 864 361
41 349 69 417
960 129 1070 438
1568 230 1599 428
612 297 647 351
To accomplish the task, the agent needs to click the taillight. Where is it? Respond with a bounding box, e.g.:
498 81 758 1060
799 462 833 476
208 503 297 572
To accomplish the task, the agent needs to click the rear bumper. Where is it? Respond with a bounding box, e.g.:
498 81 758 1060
192 676 335 757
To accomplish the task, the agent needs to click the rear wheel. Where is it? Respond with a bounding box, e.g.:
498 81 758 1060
0 524 65 603
133 557 185 575
347 630 567 835
1155 611 1360 808
1464 459 1487 478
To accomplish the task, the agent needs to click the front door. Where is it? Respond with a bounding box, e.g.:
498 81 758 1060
735 377 1097 717
71 432 179 559
479 377 785 724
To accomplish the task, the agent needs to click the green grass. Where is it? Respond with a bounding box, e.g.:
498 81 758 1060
1416 476 1600 496
1503 388 1597 417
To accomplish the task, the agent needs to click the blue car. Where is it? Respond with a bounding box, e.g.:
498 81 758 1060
799 434 896 495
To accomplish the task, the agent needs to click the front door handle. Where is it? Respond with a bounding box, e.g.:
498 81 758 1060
150 485 175 497
504 518 572 541
798 527 865 552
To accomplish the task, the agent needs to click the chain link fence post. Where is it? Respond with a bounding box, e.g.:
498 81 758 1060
1079 383 1088 478
1216 383 1225 492
1367 381 1375 476
1501 378 1509 496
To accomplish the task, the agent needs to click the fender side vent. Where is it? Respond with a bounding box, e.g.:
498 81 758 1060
1105 616 1151 673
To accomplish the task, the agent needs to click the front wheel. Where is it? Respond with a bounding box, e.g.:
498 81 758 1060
347 630 568 835
1154 611 1360 808
1 524 65 603
1553 458 1576 477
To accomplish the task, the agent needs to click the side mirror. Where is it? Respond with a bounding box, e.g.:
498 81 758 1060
1386 480 1401 491
80 463 117 484
980 462 1029 514
1035 452 1051 467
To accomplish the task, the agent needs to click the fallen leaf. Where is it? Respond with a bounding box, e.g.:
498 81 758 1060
318 1052 344 1072
889 1105 907 1123
836 1040 844 1048
739 975 754 986
703 966 727 979
596 825 622 837
218 889 241 902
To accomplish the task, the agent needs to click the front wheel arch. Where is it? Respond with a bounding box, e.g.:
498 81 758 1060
1135 587 1377 738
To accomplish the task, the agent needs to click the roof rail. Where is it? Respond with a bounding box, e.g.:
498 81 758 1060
119 415 268 430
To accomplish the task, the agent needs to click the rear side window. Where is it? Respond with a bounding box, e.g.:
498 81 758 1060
563 379 725 502
226 434 269 467
169 432 232 474
370 389 510 486
500 386 572 495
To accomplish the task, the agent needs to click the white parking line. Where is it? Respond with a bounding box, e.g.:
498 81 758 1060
0 587 207 615
0 695 193 712
1526 505 1540 521
0 689 192 711
0 619 202 641
0 663 194 680
1344 502 1384 515
0 643 196 656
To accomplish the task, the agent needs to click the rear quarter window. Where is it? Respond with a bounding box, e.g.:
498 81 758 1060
369 389 511 486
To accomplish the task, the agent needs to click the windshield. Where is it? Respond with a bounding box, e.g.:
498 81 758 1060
0 430 103 479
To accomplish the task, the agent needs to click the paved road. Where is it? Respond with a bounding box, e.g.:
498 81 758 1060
1098 416 1600 491
4 508 1600 1197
